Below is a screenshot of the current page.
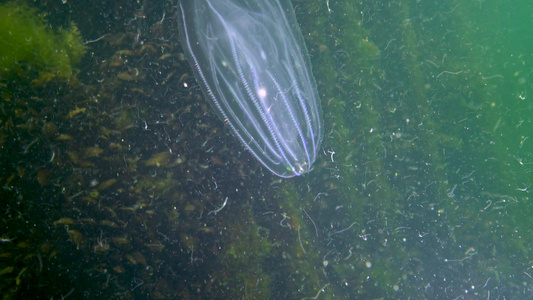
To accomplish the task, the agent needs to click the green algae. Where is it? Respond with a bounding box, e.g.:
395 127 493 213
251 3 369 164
0 1 87 81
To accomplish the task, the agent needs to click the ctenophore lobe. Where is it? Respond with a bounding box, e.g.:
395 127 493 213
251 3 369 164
177 0 323 178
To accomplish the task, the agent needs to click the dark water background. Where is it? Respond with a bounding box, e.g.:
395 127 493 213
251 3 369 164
0 0 531 299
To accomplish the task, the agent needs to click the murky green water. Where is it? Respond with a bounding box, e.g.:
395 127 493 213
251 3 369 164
1 0 531 298
294 0 533 298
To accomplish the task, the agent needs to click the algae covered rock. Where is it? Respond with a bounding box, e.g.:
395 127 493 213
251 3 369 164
0 1 87 80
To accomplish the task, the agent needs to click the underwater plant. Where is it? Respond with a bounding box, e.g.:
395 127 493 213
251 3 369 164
0 1 86 81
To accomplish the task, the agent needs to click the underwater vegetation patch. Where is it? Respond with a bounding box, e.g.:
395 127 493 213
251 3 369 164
0 1 86 81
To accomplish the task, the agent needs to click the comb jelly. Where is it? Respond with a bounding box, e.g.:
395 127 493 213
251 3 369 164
177 0 323 178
